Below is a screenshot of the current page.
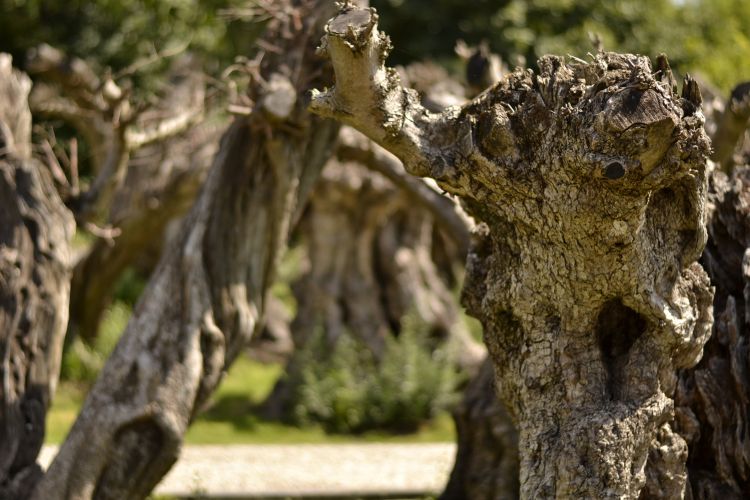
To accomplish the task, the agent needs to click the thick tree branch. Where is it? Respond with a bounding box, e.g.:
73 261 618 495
125 106 203 150
309 7 465 185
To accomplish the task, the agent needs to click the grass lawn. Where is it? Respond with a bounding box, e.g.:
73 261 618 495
47 355 456 445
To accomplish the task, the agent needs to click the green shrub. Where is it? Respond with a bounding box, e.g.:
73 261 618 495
60 301 131 383
290 313 460 434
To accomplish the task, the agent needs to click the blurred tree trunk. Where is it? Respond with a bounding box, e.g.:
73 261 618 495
440 358 519 500
32 1 343 498
669 166 750 499
263 158 481 417
0 54 74 499
312 6 713 498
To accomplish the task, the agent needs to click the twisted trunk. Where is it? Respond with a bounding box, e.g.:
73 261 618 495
671 167 750 499
0 54 74 499
32 2 341 498
312 7 712 498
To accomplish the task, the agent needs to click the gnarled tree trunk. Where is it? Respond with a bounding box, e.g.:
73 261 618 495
0 54 74 499
439 79 750 500
32 1 342 498
311 6 712 498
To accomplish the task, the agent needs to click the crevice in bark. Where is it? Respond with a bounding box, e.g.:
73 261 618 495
596 300 647 401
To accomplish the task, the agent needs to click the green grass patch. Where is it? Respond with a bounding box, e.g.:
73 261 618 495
48 356 456 445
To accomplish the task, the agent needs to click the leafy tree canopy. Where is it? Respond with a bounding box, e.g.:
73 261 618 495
372 0 750 91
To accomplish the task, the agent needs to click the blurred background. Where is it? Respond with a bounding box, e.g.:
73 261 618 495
1 0 748 498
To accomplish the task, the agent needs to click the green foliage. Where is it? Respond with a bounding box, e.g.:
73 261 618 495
60 301 131 383
0 0 263 93
112 267 148 306
291 314 460 434
49 356 456 444
372 0 750 92
675 0 750 92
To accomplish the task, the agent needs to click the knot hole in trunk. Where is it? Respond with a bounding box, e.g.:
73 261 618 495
596 299 646 401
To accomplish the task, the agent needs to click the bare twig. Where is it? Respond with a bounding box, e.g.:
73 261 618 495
112 41 191 81
83 222 122 246
70 138 79 196
41 139 69 187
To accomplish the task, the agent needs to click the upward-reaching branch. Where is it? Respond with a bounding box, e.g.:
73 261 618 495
310 7 469 186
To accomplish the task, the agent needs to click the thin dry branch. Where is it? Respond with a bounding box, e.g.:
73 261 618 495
28 45 206 224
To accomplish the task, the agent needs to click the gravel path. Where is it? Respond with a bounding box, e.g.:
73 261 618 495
40 443 456 497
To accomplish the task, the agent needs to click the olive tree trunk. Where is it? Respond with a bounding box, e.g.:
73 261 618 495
32 1 342 498
0 54 75 499
671 166 750 498
311 6 712 498
438 78 750 499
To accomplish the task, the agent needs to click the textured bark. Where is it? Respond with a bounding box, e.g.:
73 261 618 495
312 7 713 498
32 2 340 498
440 358 519 500
263 159 482 416
671 167 750 499
0 55 74 499
441 78 750 500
